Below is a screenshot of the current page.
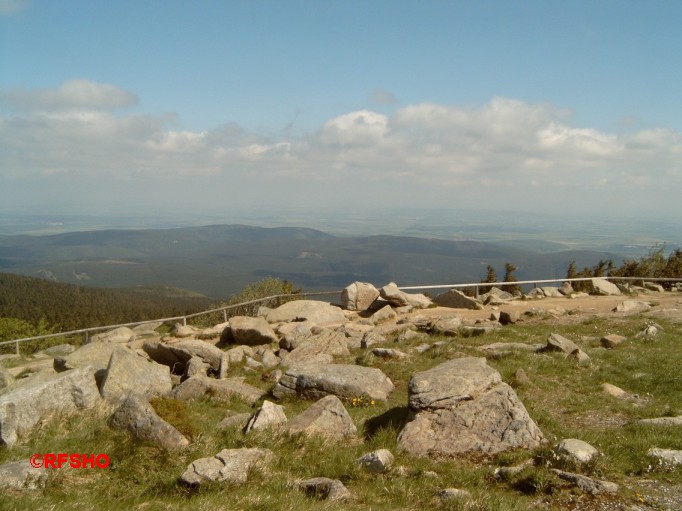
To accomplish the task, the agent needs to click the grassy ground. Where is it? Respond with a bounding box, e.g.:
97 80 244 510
1 309 681 510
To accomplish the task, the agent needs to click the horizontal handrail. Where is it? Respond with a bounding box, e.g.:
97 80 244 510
2 276 681 354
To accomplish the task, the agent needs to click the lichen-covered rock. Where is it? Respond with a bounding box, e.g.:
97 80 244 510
398 357 544 457
299 477 351 501
266 300 346 326
100 346 172 403
244 400 287 432
380 282 432 309
433 289 482 310
286 395 357 439
0 459 47 491
279 330 349 367
142 339 224 373
357 449 394 473
181 448 273 485
228 316 279 345
555 438 599 464
109 394 189 450
171 376 266 405
273 364 394 402
341 282 380 311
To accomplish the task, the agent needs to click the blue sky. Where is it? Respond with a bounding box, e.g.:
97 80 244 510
1 0 681 222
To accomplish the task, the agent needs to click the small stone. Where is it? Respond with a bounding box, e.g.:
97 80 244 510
438 488 471 501
372 348 408 360
601 334 626 349
244 400 287 432
499 310 520 325
361 331 387 348
514 368 531 385
568 348 590 364
299 477 351 501
555 438 599 464
602 383 628 399
357 449 394 473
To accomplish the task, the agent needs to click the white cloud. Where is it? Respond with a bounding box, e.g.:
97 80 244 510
2 80 682 216
1 79 138 111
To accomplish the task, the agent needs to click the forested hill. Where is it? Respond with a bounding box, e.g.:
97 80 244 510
0 272 213 332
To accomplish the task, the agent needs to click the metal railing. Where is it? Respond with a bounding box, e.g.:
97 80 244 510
2 276 680 356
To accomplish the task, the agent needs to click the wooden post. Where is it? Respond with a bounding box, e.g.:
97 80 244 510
223 310 228 322
15 340 19 356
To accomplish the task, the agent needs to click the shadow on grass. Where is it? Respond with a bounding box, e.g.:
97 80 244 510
363 406 410 441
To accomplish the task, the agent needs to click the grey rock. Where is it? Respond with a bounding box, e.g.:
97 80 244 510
182 356 210 381
198 321 230 340
438 488 471 501
280 330 349 367
602 383 629 399
228 316 279 345
172 323 199 338
171 376 266 405
559 282 574 295
568 348 591 364
370 304 397 325
54 342 118 372
613 300 652 313
266 300 346 326
479 343 543 356
142 338 224 373
273 363 394 402
286 394 357 439
131 321 164 336
380 282 432 308
525 288 545 299
433 289 482 310
89 326 136 344
499 310 520 325
37 343 75 357
0 366 14 392
278 321 313 350
648 448 682 465
589 278 622 296
429 316 463 335
0 459 47 491
541 286 564 298
361 331 387 348
636 325 659 338
601 334 626 349
555 438 599 464
244 400 287 432
357 449 394 473
299 477 351 501
260 349 280 369
552 469 618 495
181 448 273 485
0 365 100 447
639 416 682 426
643 282 665 293
372 348 408 360
398 357 544 457
341 281 380 311
397 329 421 342
100 346 172 403
109 394 189 450
218 411 251 430
544 333 580 354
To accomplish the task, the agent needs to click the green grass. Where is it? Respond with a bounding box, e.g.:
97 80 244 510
1 313 681 510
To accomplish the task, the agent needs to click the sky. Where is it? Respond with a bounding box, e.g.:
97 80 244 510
1 0 682 223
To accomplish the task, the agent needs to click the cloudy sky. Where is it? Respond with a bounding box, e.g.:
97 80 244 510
1 1 681 222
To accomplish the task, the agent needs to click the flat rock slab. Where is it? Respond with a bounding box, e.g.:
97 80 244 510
555 438 599 464
266 300 346 326
433 289 482 310
109 394 189 450
478 343 543 356
171 376 266 405
286 395 357 439
648 448 682 465
543 333 580 355
552 469 618 495
639 416 682 426
54 342 119 372
228 316 279 345
0 365 100 447
89 326 136 344
142 339 224 373
181 448 273 485
100 347 172 403
398 357 544 457
272 363 394 402
0 459 47 491
280 330 350 367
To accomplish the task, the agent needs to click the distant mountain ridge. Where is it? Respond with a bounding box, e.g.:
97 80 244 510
0 224 621 298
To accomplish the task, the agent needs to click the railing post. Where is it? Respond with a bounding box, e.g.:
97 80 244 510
475 285 479 298
85 331 89 344
15 340 19 356
183 317 187 326
223 310 227 323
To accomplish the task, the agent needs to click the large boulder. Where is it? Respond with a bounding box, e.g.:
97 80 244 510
228 316 279 345
398 357 544 457
244 400 287 432
280 330 350 367
285 395 357 439
266 300 346 326
109 394 189 450
54 342 118 373
0 366 100 447
273 363 394 402
171 376 266 405
142 339 224 373
589 278 622 296
433 289 483 310
99 347 172 403
341 282 380 311
380 282 432 309
181 448 274 486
